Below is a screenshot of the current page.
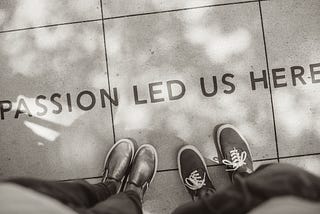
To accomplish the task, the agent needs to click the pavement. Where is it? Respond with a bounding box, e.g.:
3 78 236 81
0 0 320 213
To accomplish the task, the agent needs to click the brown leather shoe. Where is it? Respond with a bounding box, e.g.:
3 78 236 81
102 138 136 193
124 144 158 201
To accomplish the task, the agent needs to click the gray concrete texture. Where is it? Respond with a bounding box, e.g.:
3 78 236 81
0 0 320 213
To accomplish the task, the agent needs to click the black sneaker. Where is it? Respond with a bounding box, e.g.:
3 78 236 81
178 145 215 201
102 138 136 193
124 144 158 201
216 124 254 182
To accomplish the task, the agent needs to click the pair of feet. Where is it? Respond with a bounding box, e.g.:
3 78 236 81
102 139 158 201
102 124 253 201
178 124 254 200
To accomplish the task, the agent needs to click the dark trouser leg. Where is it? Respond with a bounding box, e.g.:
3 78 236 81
5 178 117 209
172 163 320 214
80 190 142 214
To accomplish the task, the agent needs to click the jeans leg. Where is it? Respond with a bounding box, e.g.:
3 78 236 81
82 190 142 214
172 163 320 214
5 178 117 209
171 199 211 214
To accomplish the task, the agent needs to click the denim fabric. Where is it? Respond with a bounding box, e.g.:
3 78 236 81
172 163 320 214
5 178 142 214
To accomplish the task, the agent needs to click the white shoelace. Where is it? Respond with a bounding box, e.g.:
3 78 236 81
185 170 206 190
222 147 247 171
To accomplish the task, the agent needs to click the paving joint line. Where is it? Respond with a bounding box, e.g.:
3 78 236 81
102 0 259 20
280 152 320 160
258 0 280 163
99 0 116 144
0 0 268 34
0 18 101 34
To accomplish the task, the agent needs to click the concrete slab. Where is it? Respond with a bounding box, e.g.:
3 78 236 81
105 2 277 171
281 155 320 177
1 1 320 213
261 0 320 157
102 0 250 18
0 22 114 180
0 0 101 31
